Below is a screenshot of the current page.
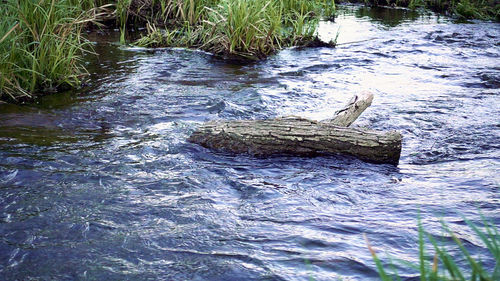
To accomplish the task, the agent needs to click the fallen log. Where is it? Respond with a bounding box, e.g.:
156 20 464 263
325 91 374 126
188 92 402 165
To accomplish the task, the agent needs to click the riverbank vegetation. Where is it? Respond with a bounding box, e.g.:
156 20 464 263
0 0 102 102
1 0 497 102
368 218 500 280
132 0 336 60
0 0 335 102
357 0 499 21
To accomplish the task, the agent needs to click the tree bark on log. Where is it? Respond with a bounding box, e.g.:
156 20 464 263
325 91 374 126
188 92 402 165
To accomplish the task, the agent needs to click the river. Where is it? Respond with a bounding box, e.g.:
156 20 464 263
0 5 498 280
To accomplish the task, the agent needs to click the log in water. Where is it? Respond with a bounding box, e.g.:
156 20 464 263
1 6 498 280
189 92 402 165
188 117 402 164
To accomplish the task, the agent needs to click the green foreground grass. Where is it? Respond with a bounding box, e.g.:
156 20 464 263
368 218 500 280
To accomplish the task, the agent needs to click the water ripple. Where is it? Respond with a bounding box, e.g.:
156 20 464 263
0 5 499 281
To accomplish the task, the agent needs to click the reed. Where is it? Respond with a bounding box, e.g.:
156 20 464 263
117 0 132 43
123 0 218 27
409 0 426 10
199 0 283 59
367 217 500 280
0 0 336 101
452 0 498 20
364 0 499 21
286 9 320 45
281 0 336 20
135 0 337 60
134 21 205 47
0 0 97 102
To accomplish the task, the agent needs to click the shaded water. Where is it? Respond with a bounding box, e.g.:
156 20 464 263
0 5 499 280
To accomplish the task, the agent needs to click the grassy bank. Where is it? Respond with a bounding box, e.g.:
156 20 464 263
132 0 336 60
368 217 500 280
0 0 102 102
1 0 335 102
1 1 497 102
352 0 499 21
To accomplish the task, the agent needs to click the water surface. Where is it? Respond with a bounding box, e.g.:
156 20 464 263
0 5 499 280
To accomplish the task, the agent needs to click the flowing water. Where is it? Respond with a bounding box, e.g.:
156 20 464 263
0 5 499 280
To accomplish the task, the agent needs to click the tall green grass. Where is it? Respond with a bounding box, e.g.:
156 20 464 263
0 0 97 102
200 0 284 59
0 0 336 101
122 0 219 28
452 0 499 20
364 0 499 21
134 0 337 60
117 0 132 43
115 0 221 46
367 217 500 280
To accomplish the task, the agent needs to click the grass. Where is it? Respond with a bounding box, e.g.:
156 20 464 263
134 0 337 60
359 0 499 21
451 0 499 20
117 0 132 43
367 217 500 280
1 0 496 102
119 0 220 40
1 0 336 102
0 0 99 102
201 0 285 60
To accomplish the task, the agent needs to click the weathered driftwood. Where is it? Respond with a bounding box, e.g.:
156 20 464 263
325 91 374 126
188 92 402 165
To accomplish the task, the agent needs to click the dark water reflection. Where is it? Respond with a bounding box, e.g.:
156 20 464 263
1 5 499 280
